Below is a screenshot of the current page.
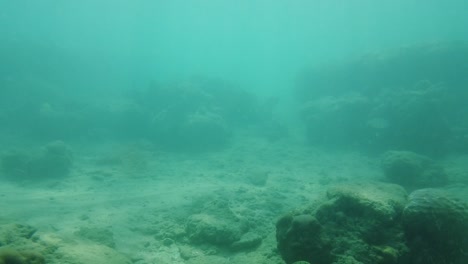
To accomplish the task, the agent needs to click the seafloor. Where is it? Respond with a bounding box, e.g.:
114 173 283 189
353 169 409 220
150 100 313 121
1 133 467 263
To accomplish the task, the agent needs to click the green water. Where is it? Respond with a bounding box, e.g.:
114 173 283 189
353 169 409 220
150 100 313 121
2 1 467 96
1 1 468 264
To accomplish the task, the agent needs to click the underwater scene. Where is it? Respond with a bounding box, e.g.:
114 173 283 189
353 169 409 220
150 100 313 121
1 1 468 263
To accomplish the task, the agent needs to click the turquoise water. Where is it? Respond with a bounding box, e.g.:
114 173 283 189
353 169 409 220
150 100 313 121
2 1 467 96
1 1 468 263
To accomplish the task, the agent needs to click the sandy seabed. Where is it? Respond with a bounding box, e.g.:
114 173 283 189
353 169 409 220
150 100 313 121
1 134 466 264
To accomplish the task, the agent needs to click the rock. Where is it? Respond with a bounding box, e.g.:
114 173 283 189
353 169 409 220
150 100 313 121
0 151 30 179
0 247 45 264
0 224 37 245
1 141 73 181
0 223 46 264
230 232 262 251
0 222 131 264
321 182 408 224
185 214 243 247
403 187 468 264
296 42 468 154
28 141 73 179
276 182 409 264
276 214 331 264
381 150 447 190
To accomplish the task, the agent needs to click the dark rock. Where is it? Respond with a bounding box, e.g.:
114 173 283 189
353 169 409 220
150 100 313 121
381 150 447 190
276 214 331 264
185 213 243 246
276 182 408 264
403 187 468 264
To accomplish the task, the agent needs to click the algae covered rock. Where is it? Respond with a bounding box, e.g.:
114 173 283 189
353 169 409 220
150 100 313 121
381 150 447 190
403 187 468 264
319 182 408 224
276 214 331 264
184 197 259 251
0 223 45 264
0 221 132 264
0 247 45 264
276 182 409 264
185 213 243 246
0 224 37 244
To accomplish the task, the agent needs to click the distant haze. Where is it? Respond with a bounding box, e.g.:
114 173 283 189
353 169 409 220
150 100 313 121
1 0 467 96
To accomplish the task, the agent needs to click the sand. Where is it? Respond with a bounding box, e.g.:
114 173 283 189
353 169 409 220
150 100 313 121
3 134 462 263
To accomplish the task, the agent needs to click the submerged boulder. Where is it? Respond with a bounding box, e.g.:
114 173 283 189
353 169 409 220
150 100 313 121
403 187 468 264
185 213 243 246
0 141 73 181
381 150 447 190
276 182 408 264
276 214 331 264
276 182 468 264
184 198 252 251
